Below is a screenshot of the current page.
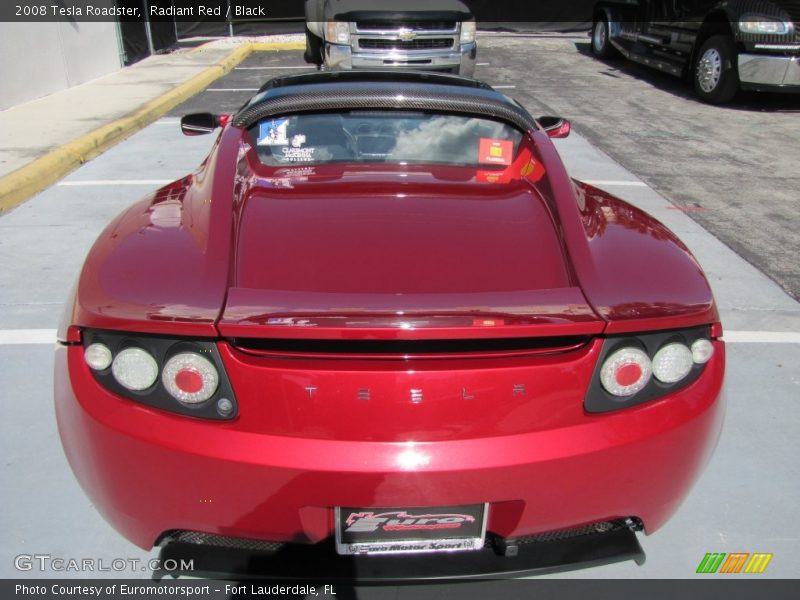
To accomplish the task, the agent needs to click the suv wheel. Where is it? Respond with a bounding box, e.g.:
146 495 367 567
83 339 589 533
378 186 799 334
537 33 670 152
592 16 618 58
693 35 739 104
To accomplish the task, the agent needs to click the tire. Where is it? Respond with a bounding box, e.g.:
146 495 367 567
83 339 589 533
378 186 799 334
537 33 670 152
591 16 618 58
693 35 739 104
304 25 323 66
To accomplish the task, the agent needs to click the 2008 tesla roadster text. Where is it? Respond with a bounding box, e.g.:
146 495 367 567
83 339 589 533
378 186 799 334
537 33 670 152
55 71 725 578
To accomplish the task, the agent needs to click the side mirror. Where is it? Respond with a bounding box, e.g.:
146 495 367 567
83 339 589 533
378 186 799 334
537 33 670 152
180 113 225 136
537 116 571 139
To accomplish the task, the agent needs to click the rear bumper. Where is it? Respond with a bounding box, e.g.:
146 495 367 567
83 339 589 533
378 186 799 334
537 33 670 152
55 340 725 554
325 42 477 75
738 53 800 88
154 526 645 580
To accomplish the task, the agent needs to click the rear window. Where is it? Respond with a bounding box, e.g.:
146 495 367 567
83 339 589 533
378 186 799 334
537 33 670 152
248 112 523 167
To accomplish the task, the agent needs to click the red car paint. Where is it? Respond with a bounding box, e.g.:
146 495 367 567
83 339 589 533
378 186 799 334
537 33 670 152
55 82 724 557
56 339 724 549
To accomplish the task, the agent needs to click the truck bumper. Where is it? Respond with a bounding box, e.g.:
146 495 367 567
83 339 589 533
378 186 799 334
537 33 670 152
738 53 800 89
325 42 476 76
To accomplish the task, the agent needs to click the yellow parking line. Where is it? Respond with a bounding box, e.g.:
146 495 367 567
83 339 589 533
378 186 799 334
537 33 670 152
0 41 303 215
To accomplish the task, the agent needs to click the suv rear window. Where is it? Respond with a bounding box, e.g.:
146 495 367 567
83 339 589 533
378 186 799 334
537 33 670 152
248 111 523 167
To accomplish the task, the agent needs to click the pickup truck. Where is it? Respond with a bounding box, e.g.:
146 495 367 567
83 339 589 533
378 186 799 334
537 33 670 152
303 0 477 76
591 0 800 103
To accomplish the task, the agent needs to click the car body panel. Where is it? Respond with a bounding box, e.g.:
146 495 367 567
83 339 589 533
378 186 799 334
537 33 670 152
65 124 717 339
233 179 570 296
64 128 239 337
55 340 725 549
55 73 725 568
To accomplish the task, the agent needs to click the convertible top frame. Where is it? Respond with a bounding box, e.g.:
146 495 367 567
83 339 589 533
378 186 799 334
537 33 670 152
233 72 538 133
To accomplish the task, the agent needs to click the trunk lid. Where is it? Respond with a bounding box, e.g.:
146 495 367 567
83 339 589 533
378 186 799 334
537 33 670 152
219 175 603 339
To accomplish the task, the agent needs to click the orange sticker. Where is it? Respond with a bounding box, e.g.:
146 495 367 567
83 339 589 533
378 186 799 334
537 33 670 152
473 318 505 327
519 158 546 182
479 138 513 165
476 170 503 184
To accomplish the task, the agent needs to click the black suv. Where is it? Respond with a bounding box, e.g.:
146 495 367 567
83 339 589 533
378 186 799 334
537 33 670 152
591 1 800 103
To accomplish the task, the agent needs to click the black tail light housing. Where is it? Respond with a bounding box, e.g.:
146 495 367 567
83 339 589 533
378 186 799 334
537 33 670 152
585 325 715 413
80 329 237 420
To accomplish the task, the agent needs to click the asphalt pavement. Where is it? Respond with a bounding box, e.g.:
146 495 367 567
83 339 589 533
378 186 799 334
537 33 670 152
478 33 800 302
0 34 798 585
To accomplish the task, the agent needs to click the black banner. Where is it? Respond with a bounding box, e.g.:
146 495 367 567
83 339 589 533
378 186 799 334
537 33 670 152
3 0 596 24
3 579 799 600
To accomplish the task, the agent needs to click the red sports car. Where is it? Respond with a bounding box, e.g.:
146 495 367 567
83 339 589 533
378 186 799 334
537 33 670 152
55 71 725 579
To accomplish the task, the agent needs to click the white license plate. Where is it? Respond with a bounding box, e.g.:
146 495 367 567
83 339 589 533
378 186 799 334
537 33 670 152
335 504 488 555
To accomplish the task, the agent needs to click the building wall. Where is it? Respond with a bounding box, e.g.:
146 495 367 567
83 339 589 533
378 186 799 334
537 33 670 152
0 21 122 110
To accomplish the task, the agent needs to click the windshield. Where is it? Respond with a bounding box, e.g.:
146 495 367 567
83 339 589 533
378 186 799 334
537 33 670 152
248 112 524 167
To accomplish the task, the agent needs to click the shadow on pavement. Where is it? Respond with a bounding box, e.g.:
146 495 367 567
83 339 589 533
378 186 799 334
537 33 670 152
574 41 800 113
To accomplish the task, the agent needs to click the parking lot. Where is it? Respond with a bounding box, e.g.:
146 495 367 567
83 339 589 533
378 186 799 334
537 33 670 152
1 34 799 585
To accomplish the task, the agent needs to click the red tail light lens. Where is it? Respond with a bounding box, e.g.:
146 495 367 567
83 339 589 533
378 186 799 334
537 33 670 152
599 347 652 397
162 353 219 405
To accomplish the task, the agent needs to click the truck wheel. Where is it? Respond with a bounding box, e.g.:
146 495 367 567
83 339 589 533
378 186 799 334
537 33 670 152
693 35 739 104
591 16 618 58
304 25 323 66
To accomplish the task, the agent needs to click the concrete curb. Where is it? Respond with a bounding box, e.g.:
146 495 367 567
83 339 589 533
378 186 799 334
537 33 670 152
0 41 304 215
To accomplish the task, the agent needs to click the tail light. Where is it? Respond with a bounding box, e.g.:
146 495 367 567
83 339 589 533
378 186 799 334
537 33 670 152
111 347 160 391
84 342 112 371
586 326 717 413
599 347 652 396
80 330 237 420
651 342 693 383
162 353 219 405
691 338 714 364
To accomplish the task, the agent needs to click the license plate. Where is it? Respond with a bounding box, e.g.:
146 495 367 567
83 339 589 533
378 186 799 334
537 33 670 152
335 504 488 555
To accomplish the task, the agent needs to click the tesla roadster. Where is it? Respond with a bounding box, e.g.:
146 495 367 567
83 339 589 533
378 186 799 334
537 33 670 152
55 71 725 578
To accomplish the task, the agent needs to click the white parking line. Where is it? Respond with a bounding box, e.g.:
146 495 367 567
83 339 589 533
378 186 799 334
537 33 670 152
582 180 648 187
235 66 311 70
724 331 800 344
0 330 58 345
492 85 516 89
2 329 798 345
207 88 260 92
476 62 490 66
57 180 172 186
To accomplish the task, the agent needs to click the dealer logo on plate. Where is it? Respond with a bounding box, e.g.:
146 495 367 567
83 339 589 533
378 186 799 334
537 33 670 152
345 510 475 533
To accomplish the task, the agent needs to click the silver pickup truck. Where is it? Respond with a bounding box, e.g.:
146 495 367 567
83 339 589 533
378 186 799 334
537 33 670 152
303 0 477 76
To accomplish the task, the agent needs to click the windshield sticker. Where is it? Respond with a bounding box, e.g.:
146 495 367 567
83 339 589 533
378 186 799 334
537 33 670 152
473 318 505 327
476 170 504 184
520 158 546 182
290 134 306 148
479 138 513 166
258 118 289 146
280 146 316 162
275 166 316 178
